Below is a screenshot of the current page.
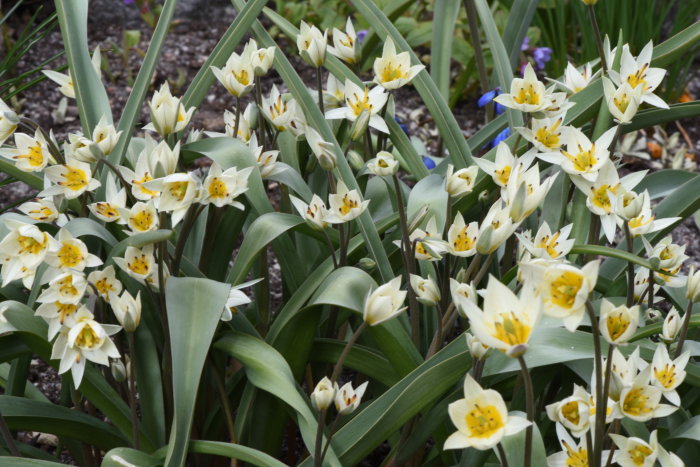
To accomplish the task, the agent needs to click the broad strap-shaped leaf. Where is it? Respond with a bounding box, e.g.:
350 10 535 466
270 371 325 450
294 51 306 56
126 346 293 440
163 277 231 467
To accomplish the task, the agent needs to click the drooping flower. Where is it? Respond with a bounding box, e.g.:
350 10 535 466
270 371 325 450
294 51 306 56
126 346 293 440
363 276 407 325
42 47 101 99
444 374 530 450
476 200 518 255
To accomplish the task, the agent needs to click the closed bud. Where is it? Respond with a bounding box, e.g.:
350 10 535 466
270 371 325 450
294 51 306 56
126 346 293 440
409 274 440 306
357 257 376 271
111 359 127 383
475 225 494 255
346 150 364 170
616 190 644 220
686 265 700 303
349 109 371 141
661 308 682 342
311 376 335 410
465 332 489 360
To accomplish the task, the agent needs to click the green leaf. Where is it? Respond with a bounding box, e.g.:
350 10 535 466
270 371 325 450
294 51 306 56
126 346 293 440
299 337 471 466
102 447 163 467
215 332 342 467
651 21 700 68
350 0 475 170
185 440 288 467
407 174 448 232
163 277 231 467
0 459 67 466
636 170 698 200
624 101 700 133
473 0 524 129
0 160 43 190
569 244 657 271
54 0 111 134
0 396 127 450
500 411 547 467
668 415 700 441
502 0 541 69
64 217 117 246
107 0 177 167
431 0 460 99
225 212 304 285
105 230 173 264
386 113 430 179
310 339 400 387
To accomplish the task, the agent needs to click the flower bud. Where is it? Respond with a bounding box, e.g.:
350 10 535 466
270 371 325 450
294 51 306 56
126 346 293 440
363 277 407 325
111 359 127 383
346 149 364 171
465 332 489 360
367 151 399 176
686 265 700 303
409 274 440 306
349 109 371 141
357 257 376 271
616 190 644 220
297 21 327 67
311 376 335 410
661 308 682 342
108 290 142 332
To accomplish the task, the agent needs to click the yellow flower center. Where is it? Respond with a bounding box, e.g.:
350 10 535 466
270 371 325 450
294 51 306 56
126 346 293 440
378 159 389 168
626 64 649 92
465 404 504 438
380 62 408 84
339 194 358 216
562 441 588 467
628 215 654 230
613 92 632 114
606 310 631 341
562 144 597 172
659 247 673 261
207 178 228 199
57 275 79 297
132 173 159 197
16 144 45 167
549 271 583 309
95 277 115 296
271 96 287 120
131 210 154 231
494 165 512 186
93 202 119 219
168 181 189 201
534 120 562 149
561 400 581 425
628 444 653 466
537 232 562 258
56 302 77 324
26 205 55 221
513 84 541 105
128 255 151 276
654 364 676 389
58 242 84 268
452 226 476 252
347 87 374 117
75 324 101 349
622 387 653 417
493 311 531 346
590 184 619 211
60 166 89 191
17 234 47 255
233 69 250 86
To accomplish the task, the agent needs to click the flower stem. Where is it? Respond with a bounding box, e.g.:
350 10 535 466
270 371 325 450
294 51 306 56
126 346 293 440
0 411 20 457
585 301 604 467
588 5 608 74
313 408 327 467
317 67 325 115
126 333 140 450
463 0 492 120
496 442 509 467
675 300 694 358
233 96 242 140
322 229 338 269
517 355 534 467
330 321 368 383
472 252 495 286
171 204 205 276
623 224 635 307
647 268 654 309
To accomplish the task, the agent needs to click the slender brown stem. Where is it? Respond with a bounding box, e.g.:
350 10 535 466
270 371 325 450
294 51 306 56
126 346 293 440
322 229 338 269
126 333 140 450
313 408 327 467
675 301 694 358
472 252 495 286
317 67 325 115
517 356 534 467
586 301 604 467
330 321 368 383
623 224 634 307
588 5 608 74
319 412 341 465
0 411 20 457
232 96 241 140
647 268 654 309
496 442 509 467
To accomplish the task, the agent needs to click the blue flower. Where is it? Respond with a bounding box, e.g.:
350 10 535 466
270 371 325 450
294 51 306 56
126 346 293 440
533 47 552 70
482 127 511 150
394 116 409 135
521 37 530 51
422 155 436 170
478 88 505 115
357 30 368 44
